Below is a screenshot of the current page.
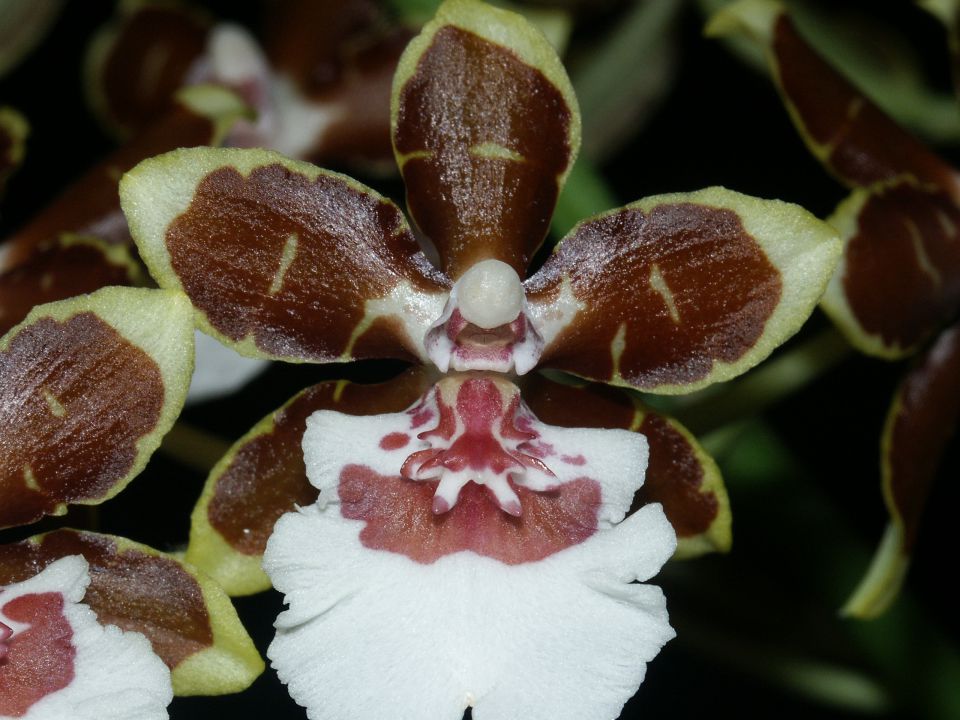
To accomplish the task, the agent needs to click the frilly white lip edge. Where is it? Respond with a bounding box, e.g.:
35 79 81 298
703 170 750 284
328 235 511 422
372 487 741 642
0 556 172 720
262 374 677 720
425 260 545 375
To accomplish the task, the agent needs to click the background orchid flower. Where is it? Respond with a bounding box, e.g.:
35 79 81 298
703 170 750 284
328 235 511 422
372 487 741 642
0 84 270 401
85 0 413 174
709 0 960 619
0 286 263 714
0 0 63 80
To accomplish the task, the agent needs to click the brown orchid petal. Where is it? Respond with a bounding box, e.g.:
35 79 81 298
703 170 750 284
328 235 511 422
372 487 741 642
519 373 731 558
844 323 960 618
122 147 450 364
0 287 193 528
0 530 263 695
526 187 840 393
263 0 412 168
822 181 960 358
392 0 580 278
0 107 27 196
1 84 247 272
0 235 143 336
707 1 960 198
85 0 212 138
186 366 435 595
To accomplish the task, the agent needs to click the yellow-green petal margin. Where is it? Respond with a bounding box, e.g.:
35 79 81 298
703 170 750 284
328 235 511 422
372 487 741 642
632 188 841 394
185 396 301 596
59 232 148 285
646 410 732 559
83 0 214 140
1 286 194 509
10 529 264 695
121 146 406 363
391 0 581 190
706 0 838 161
540 187 842 395
162 548 265 695
0 0 63 77
0 106 28 190
174 83 252 145
820 186 893 358
841 390 912 620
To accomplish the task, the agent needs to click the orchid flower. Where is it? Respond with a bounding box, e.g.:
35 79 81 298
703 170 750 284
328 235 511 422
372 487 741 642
86 0 411 173
119 0 840 716
709 0 960 618
0 286 263 716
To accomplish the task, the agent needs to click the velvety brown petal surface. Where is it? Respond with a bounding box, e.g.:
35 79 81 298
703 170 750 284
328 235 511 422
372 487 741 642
823 181 960 357
187 366 435 595
264 0 411 168
0 531 211 669
519 373 731 557
0 236 141 336
528 199 777 390
393 1 578 278
86 1 211 137
885 323 960 552
1 85 244 271
0 314 162 526
0 529 264 695
844 322 960 618
123 148 450 364
527 188 839 393
0 288 193 529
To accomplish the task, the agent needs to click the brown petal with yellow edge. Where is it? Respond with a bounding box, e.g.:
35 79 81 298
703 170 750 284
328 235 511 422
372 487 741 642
85 1 212 138
187 366 435 595
0 529 263 695
0 287 193 529
707 1 960 199
0 236 143 336
843 323 960 618
519 373 731 558
263 0 412 168
393 0 579 278
822 181 960 359
122 148 450 364
1 84 247 271
526 187 840 394
0 107 27 196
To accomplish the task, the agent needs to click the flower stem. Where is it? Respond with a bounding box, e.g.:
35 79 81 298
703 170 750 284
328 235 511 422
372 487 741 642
158 422 231 474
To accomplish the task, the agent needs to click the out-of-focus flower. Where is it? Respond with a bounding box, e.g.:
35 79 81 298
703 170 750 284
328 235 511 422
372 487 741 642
0 286 263 713
709 0 960 618
86 0 413 174
0 0 63 79
0 85 267 401
0 107 27 196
